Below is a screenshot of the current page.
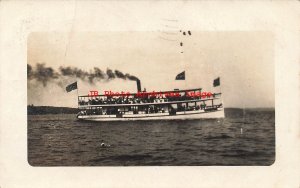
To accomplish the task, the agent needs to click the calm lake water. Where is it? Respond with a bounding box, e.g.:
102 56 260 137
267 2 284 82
28 109 275 166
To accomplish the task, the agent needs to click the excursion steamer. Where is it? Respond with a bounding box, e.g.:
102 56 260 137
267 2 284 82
74 79 224 121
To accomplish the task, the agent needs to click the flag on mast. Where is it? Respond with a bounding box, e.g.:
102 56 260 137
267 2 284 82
66 81 78 92
213 77 220 87
175 71 185 80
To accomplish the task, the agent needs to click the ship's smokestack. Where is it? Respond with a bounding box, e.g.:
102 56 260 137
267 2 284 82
136 79 141 92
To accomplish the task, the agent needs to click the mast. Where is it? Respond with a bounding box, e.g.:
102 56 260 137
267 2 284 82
76 79 79 108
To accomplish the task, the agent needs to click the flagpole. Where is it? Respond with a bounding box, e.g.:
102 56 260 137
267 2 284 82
219 77 224 108
76 79 79 108
219 77 222 94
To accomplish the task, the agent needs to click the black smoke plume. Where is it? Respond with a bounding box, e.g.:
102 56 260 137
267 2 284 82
125 73 139 81
27 64 33 79
27 63 139 87
106 69 115 79
30 63 59 86
114 70 125 79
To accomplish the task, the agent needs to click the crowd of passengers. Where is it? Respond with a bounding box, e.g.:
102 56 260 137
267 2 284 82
78 103 212 116
78 94 213 106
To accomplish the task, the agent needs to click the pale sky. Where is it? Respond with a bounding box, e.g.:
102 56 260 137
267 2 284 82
28 31 274 108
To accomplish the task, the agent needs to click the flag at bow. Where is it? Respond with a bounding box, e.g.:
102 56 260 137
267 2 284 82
213 77 220 87
66 81 78 92
175 71 185 80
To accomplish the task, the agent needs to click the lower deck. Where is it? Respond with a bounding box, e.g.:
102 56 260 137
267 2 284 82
77 107 224 121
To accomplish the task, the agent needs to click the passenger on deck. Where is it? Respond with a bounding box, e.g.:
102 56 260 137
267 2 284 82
95 97 100 104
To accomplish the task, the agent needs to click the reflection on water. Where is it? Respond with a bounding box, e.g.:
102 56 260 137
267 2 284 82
28 109 275 166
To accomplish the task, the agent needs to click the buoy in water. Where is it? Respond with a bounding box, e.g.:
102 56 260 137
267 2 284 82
100 142 111 148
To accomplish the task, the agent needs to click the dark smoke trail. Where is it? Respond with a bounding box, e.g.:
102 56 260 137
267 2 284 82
33 63 59 86
59 66 89 80
27 64 33 79
125 73 139 81
114 70 126 79
27 64 140 87
88 67 105 83
106 69 115 79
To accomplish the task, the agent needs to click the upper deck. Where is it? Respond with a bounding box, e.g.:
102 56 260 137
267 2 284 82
79 88 202 98
78 88 222 109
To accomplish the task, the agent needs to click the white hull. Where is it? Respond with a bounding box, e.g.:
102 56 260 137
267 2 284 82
77 108 224 121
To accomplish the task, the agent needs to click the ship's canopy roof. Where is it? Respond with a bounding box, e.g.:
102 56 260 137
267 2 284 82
78 97 221 109
79 88 202 98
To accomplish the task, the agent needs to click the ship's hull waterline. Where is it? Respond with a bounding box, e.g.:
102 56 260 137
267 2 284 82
77 108 224 121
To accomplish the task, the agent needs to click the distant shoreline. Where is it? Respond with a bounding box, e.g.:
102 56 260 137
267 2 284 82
27 105 275 115
27 105 79 115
